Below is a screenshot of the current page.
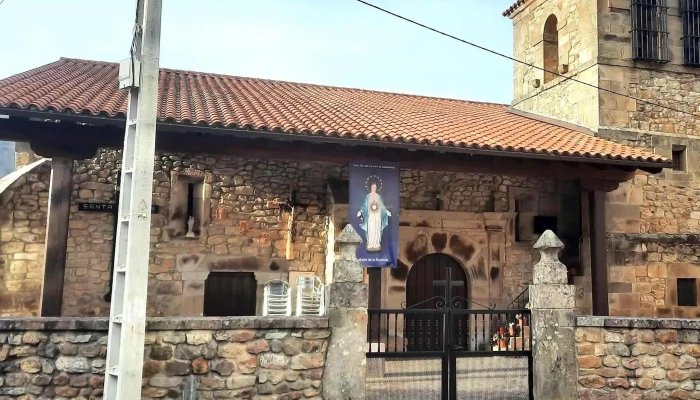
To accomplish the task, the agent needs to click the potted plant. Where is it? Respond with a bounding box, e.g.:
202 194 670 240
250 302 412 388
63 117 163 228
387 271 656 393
492 327 508 349
523 303 530 326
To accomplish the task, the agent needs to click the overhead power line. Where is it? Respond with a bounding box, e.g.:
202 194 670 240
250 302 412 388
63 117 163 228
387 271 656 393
355 0 700 119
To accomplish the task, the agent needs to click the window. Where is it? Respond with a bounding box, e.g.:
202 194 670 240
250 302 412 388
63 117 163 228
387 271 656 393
631 0 669 62
677 278 697 307
682 0 700 65
204 272 257 316
672 145 687 171
543 15 559 84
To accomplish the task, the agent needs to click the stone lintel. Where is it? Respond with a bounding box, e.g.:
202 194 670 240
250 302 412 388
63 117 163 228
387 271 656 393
529 285 575 309
0 317 329 331
575 316 700 330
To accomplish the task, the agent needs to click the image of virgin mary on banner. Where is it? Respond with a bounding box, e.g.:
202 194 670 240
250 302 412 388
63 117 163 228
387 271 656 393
349 160 399 268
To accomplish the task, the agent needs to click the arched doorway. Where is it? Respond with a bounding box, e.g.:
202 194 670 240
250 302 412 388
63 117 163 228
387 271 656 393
405 253 469 351
406 253 469 309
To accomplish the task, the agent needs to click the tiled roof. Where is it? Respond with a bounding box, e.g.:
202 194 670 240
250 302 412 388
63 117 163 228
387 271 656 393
503 0 528 16
0 58 667 165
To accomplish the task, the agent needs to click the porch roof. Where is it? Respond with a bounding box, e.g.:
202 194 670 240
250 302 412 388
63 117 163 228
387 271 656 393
0 58 667 169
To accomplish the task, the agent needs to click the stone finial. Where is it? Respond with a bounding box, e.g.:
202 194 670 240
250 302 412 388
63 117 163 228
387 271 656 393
529 229 577 400
532 230 567 285
533 229 564 250
337 224 362 244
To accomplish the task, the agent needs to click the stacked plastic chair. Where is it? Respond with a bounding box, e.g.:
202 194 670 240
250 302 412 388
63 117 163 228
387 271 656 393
263 279 292 316
295 275 325 316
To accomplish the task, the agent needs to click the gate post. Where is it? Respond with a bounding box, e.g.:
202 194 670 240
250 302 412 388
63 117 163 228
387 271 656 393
323 224 368 400
529 230 578 400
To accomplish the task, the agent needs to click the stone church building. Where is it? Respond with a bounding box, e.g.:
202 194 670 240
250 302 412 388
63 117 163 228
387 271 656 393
0 0 697 321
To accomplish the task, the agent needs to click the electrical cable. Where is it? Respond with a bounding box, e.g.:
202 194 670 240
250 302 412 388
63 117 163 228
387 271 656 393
355 0 700 119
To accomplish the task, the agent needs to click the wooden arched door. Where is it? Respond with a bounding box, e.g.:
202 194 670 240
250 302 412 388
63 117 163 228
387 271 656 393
405 254 469 351
406 253 469 309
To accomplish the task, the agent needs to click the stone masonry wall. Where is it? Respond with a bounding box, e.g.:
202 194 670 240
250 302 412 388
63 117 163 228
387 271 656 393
607 233 700 318
0 317 329 399
510 0 600 127
64 152 120 318
604 139 700 236
597 1 700 135
0 148 581 318
64 150 340 317
0 162 50 317
13 142 41 170
576 316 700 400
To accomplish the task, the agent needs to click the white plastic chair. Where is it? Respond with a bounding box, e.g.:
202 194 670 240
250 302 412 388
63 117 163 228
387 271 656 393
263 280 292 316
295 275 325 316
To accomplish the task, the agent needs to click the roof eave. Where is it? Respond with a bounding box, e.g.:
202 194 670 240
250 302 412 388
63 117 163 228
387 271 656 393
0 107 671 172
503 0 534 18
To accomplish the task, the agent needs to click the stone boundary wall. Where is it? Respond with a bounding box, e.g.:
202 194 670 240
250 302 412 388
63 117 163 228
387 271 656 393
0 317 329 399
576 316 700 400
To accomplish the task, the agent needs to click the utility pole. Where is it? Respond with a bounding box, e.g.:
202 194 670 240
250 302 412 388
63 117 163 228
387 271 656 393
104 0 162 398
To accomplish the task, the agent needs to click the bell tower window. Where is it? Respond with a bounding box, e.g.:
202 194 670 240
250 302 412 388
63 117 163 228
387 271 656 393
543 15 559 84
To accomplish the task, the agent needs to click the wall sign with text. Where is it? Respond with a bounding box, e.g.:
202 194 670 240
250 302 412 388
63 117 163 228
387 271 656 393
77 202 159 213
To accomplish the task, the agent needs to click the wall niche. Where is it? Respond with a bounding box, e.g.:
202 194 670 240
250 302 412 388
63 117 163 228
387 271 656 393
164 169 213 240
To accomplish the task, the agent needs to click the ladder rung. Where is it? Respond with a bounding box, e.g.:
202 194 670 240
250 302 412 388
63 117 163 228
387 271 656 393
122 167 134 174
108 366 119 376
116 264 126 273
120 216 131 222
127 118 137 127
112 315 123 324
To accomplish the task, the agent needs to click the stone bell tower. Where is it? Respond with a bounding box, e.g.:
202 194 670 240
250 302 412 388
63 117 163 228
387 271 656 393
507 0 601 129
505 0 700 318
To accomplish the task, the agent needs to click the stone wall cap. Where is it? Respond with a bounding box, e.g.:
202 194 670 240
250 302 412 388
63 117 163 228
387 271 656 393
575 316 700 330
0 316 329 331
337 224 362 244
575 316 605 327
533 230 564 250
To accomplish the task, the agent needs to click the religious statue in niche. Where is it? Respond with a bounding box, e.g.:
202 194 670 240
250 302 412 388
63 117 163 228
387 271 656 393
185 216 196 238
356 176 392 252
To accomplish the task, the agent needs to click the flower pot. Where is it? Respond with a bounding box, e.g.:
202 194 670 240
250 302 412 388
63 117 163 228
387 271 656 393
508 326 515 336
499 339 507 348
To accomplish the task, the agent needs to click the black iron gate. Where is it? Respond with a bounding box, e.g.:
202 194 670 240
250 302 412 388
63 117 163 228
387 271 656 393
366 269 533 400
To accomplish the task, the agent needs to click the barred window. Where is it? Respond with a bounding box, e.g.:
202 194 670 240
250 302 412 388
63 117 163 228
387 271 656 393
682 0 700 65
631 0 669 63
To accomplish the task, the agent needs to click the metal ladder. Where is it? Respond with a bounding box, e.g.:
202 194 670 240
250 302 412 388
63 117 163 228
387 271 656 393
104 0 162 398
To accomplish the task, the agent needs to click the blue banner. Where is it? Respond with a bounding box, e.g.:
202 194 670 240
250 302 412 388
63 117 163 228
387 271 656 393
349 160 399 268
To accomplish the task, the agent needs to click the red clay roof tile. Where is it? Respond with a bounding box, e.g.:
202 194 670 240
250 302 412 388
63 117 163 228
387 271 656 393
0 58 667 165
503 0 528 17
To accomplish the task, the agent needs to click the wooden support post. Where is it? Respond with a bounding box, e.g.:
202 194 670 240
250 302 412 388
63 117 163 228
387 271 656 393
40 157 73 316
588 190 609 316
368 268 382 309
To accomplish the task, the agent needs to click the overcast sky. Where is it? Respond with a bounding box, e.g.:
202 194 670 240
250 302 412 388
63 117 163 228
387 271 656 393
0 0 516 104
